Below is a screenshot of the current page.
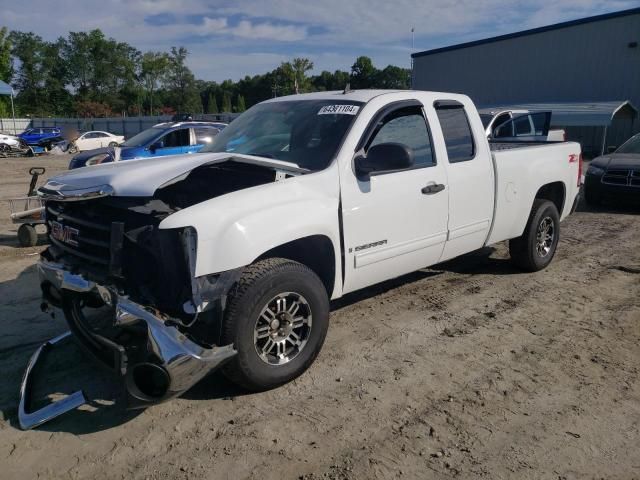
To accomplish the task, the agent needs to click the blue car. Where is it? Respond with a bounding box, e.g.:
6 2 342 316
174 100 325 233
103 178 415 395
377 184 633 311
19 127 62 146
69 121 227 169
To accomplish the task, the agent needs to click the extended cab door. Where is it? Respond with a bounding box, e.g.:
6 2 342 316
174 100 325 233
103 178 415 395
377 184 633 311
340 101 449 293
433 100 494 261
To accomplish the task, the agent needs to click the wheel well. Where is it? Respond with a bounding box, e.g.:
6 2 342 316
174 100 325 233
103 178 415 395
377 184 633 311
535 182 565 214
256 235 336 296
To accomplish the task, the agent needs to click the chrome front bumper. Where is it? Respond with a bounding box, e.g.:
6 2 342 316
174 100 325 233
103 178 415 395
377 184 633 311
19 260 237 430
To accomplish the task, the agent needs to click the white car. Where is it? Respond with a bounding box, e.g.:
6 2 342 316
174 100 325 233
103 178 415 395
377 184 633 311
73 131 125 151
0 132 22 151
28 90 581 429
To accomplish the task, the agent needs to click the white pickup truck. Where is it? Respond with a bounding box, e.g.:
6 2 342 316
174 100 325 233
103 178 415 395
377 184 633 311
22 89 582 429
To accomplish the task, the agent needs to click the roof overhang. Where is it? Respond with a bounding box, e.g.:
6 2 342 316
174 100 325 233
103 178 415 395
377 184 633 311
478 101 638 127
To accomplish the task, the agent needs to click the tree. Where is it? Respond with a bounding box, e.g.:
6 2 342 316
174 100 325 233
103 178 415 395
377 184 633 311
141 51 169 115
221 91 232 112
0 27 13 116
207 91 218 113
375 65 410 89
8 31 48 115
74 100 112 117
0 27 11 82
236 94 246 112
164 46 199 112
350 56 377 89
291 57 314 92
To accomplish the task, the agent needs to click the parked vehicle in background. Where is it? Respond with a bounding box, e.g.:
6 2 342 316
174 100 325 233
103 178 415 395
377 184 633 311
28 89 582 429
69 122 227 168
71 131 125 152
584 132 640 205
18 127 62 146
479 109 565 142
0 132 22 151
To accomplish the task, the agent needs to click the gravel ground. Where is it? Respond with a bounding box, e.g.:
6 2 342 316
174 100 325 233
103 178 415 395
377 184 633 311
0 154 639 479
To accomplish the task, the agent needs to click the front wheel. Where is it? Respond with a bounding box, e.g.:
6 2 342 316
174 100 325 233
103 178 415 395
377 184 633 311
108 141 119 147
509 199 560 272
221 258 329 391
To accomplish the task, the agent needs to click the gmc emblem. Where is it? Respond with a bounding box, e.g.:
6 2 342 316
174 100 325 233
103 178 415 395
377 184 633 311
50 221 79 247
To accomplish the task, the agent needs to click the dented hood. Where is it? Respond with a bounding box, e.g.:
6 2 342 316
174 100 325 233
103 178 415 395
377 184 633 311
39 153 303 199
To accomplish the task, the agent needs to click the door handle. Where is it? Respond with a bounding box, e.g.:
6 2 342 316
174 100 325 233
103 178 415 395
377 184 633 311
421 183 445 195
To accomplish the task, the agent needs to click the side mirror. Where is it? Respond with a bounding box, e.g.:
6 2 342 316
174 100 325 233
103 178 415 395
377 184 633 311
355 143 414 179
149 141 163 152
607 145 617 153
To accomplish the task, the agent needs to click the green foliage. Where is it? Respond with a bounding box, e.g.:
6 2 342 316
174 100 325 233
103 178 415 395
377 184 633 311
141 51 169 115
350 56 376 89
0 27 12 82
1 26 409 118
236 94 246 112
221 91 232 113
207 91 218 113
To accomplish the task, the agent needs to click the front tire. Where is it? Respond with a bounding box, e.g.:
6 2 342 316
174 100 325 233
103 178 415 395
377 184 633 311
221 258 329 391
509 199 560 272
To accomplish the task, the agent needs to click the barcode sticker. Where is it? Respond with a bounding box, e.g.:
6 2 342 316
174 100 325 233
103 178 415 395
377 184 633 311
318 105 360 115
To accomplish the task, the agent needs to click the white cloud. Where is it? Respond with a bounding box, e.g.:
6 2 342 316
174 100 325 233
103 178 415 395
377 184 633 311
195 17 307 41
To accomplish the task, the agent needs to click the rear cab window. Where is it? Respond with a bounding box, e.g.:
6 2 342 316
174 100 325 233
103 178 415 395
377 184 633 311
434 101 475 162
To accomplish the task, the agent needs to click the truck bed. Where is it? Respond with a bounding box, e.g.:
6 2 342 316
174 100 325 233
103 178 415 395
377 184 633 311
487 140 581 246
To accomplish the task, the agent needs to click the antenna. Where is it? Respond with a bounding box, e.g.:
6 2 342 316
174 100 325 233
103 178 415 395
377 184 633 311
343 83 353 94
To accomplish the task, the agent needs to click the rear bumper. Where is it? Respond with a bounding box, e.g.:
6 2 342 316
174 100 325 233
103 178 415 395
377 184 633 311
20 260 236 429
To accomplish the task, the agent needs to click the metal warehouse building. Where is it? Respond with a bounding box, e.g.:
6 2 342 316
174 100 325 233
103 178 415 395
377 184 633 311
411 7 640 156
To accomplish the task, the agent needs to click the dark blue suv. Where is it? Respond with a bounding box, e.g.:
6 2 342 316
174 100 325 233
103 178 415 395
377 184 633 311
69 122 227 169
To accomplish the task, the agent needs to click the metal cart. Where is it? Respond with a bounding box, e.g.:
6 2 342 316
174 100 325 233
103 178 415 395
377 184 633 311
8 167 46 247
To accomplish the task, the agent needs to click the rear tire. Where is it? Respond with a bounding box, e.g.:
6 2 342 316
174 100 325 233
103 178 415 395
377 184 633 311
509 199 560 272
18 224 38 247
221 258 329 391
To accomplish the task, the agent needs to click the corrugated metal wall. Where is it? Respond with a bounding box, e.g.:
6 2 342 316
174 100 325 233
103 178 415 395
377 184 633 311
0 118 31 135
412 11 640 156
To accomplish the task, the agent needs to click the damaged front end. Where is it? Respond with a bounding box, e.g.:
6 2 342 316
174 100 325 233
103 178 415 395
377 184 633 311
20 158 293 429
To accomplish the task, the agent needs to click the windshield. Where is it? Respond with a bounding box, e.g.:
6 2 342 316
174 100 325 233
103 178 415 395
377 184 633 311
202 99 364 171
121 127 164 147
616 134 640 154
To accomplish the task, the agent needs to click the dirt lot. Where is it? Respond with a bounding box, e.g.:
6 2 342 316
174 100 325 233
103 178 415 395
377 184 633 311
0 154 639 479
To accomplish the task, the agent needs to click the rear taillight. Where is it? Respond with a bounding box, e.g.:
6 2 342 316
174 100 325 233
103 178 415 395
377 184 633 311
577 153 583 186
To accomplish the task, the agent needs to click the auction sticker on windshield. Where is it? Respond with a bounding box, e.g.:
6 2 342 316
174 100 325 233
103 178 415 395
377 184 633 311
318 105 360 115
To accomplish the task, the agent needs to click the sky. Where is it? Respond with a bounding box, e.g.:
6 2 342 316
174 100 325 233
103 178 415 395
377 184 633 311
2 0 639 82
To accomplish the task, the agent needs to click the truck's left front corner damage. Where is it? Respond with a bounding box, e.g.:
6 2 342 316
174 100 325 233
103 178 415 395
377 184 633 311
21 225 242 429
